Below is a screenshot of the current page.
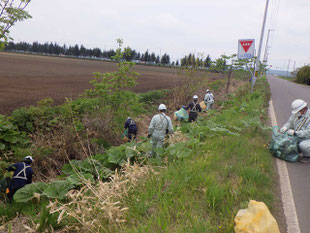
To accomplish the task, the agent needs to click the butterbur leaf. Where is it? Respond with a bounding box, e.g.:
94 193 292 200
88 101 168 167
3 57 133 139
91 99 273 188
66 173 94 186
166 143 191 159
98 167 113 179
0 142 5 150
3 135 18 143
43 180 74 200
14 182 48 203
61 160 80 175
107 147 126 165
125 146 138 159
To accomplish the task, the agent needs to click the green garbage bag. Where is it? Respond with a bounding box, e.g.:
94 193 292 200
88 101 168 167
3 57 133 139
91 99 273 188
174 107 189 121
269 126 299 162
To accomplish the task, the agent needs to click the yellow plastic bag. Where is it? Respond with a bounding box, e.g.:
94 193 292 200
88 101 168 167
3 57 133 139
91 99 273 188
200 101 207 110
234 200 280 233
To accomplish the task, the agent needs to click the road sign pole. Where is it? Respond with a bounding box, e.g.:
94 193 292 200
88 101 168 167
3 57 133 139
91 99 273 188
252 0 270 92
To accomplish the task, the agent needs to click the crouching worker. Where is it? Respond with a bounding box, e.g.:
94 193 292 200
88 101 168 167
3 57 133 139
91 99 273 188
6 156 33 202
185 95 202 122
148 104 173 157
124 117 138 141
279 99 310 163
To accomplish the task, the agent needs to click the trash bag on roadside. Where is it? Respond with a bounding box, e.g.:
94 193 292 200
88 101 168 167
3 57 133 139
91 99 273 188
174 107 189 121
234 200 280 233
269 126 299 162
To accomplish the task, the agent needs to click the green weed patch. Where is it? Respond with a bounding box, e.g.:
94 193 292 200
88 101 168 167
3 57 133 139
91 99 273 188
0 42 266 232
117 77 275 232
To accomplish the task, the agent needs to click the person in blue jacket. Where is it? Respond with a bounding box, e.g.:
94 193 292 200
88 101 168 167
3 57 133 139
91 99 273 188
6 156 33 202
124 117 138 141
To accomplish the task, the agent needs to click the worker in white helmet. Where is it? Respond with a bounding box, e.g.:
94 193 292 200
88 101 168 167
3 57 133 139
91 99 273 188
204 89 214 110
148 104 173 157
280 99 310 162
185 95 202 122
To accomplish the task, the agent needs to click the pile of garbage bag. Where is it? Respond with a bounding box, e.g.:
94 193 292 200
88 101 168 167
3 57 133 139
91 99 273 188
269 126 299 162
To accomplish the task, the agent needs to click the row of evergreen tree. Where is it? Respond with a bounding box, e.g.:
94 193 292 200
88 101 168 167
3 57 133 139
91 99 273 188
4 41 173 65
4 41 218 69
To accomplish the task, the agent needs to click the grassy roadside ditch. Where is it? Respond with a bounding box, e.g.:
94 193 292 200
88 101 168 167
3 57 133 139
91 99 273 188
114 77 275 232
0 77 274 232
0 43 272 232
0 47 233 231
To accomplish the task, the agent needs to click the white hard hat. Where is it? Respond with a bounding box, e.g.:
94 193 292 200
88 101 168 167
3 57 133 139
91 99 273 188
193 95 198 99
24 156 33 162
158 104 167 110
206 89 210 92
291 99 307 114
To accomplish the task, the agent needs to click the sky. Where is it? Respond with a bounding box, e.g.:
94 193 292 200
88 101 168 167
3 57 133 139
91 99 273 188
10 0 310 71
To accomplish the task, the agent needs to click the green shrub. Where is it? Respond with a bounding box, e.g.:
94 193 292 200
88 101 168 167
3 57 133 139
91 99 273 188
296 66 310 85
139 89 169 104
10 99 61 133
0 114 30 162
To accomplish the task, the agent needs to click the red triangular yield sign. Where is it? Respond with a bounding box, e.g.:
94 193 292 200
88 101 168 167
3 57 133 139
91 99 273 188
240 40 253 52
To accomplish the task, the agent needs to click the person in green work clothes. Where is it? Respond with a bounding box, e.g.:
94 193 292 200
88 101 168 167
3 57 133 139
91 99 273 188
148 104 173 157
280 99 310 163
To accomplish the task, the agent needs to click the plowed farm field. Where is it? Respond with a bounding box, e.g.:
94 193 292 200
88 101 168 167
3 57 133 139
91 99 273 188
0 52 183 114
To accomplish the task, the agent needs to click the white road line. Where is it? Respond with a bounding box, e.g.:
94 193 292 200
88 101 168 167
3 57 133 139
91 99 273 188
269 99 301 233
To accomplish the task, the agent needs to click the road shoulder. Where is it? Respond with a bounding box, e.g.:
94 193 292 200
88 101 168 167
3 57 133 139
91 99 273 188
269 99 300 233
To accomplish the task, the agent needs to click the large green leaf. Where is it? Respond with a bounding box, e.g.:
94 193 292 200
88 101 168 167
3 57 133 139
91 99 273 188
166 143 192 159
61 160 80 175
66 173 94 186
3 135 18 143
14 182 48 203
107 146 126 165
42 180 74 200
0 142 5 150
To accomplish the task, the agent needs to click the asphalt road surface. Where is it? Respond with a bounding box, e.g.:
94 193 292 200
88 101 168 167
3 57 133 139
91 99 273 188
268 75 310 233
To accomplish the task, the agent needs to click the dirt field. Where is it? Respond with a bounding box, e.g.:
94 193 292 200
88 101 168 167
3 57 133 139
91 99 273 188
0 52 181 114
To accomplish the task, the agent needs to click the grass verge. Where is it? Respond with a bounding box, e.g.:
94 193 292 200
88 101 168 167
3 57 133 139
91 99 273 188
115 77 275 232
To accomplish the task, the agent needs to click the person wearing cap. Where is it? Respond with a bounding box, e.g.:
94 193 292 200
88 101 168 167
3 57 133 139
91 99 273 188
185 95 202 122
148 104 173 157
204 89 214 110
124 117 138 141
6 156 33 202
280 99 310 163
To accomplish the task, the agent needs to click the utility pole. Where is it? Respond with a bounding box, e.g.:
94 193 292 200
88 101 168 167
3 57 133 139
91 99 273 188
263 29 274 65
252 0 270 92
287 58 291 77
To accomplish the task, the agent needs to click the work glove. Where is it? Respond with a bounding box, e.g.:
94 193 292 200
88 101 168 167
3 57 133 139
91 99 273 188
287 129 295 136
279 126 288 133
147 134 151 138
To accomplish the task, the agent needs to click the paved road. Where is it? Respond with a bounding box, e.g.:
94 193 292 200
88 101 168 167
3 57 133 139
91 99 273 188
268 75 310 233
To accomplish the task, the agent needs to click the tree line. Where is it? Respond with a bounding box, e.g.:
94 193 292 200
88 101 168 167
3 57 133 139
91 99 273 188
4 41 172 65
4 41 232 71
